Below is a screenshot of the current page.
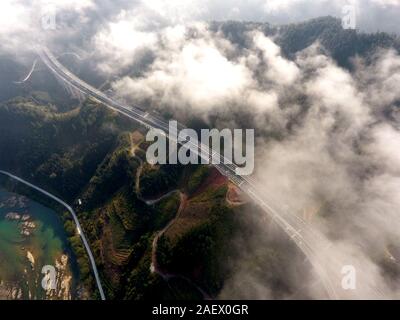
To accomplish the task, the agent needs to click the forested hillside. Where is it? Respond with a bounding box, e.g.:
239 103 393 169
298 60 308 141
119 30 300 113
0 98 242 299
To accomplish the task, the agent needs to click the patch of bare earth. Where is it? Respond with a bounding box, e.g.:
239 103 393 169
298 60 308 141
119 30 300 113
226 183 248 207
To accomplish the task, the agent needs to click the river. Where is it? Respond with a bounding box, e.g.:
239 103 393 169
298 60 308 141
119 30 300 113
0 187 80 300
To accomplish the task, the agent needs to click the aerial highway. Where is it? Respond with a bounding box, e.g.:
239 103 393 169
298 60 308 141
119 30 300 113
0 170 106 300
36 46 383 299
14 59 37 84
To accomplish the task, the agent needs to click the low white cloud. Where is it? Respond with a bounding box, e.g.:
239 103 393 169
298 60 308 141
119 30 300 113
106 20 400 298
111 24 257 117
0 0 95 53
1 0 400 55
253 32 300 85
93 10 159 73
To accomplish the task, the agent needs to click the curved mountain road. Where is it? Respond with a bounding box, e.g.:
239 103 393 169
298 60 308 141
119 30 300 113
150 192 212 299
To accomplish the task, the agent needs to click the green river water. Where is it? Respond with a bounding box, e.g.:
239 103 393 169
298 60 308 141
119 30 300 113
0 187 79 299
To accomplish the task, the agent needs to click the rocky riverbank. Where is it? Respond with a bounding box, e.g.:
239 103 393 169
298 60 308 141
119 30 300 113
0 191 78 300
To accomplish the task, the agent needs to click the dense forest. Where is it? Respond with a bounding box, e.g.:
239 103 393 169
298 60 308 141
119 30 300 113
213 17 399 69
0 97 240 299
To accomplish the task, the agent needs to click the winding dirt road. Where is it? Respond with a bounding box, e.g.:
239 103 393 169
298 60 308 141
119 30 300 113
149 192 212 300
